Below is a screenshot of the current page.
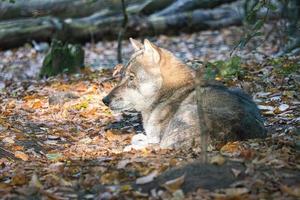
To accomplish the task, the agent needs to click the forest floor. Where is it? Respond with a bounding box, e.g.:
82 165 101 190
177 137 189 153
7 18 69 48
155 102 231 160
0 25 299 200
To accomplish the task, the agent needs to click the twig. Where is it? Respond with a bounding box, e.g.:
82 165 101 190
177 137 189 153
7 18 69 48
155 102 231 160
117 0 128 63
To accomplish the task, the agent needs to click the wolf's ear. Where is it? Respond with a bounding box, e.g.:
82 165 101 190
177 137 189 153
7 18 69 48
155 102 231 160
130 38 143 51
144 39 160 64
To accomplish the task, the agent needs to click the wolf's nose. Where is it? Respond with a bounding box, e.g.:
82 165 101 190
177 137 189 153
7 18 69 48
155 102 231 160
102 96 110 106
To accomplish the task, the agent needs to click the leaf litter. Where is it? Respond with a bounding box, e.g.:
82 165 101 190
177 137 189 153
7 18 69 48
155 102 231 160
0 25 299 199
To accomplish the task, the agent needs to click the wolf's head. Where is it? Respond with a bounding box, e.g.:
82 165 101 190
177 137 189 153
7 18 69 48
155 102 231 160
102 38 194 112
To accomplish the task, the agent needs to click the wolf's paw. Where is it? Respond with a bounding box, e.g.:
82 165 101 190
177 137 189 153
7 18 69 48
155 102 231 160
131 133 148 144
123 134 148 152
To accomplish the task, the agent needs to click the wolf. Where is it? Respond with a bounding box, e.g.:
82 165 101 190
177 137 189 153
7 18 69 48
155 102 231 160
102 38 266 150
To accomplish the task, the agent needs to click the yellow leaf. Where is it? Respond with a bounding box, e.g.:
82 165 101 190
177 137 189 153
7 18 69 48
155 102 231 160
31 100 43 109
120 184 132 192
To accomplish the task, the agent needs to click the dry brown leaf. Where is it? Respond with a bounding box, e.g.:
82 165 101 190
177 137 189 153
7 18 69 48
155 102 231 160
105 130 130 142
162 174 185 193
31 100 43 109
73 82 88 92
240 149 255 160
14 151 29 161
280 185 300 197
11 145 24 151
11 172 27 186
80 107 98 118
221 142 240 153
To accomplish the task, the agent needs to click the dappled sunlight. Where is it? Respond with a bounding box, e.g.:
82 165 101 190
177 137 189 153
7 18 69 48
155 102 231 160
0 69 139 162
0 2 299 196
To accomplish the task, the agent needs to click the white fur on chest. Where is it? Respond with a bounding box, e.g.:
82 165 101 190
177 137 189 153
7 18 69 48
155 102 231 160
143 110 162 144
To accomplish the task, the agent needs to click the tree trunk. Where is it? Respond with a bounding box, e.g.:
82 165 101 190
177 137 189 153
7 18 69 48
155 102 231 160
153 0 237 16
0 2 244 49
0 0 149 20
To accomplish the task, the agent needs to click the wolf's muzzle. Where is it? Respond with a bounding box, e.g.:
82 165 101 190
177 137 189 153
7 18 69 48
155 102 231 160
102 95 110 106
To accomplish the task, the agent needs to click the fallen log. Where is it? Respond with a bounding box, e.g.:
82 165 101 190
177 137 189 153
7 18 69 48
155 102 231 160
0 2 244 49
0 0 150 20
152 0 237 16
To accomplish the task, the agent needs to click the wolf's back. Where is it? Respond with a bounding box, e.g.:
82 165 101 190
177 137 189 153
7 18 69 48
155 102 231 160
200 85 267 143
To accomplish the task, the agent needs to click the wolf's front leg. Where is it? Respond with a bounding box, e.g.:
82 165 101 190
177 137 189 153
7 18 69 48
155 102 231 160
143 123 161 144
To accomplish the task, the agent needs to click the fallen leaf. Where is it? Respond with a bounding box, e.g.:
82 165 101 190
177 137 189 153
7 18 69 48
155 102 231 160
2 137 15 144
120 184 132 192
280 185 300 197
46 153 63 161
11 171 27 186
162 174 185 193
31 100 43 109
223 187 249 196
73 82 87 92
258 105 275 111
14 151 29 161
220 142 241 156
278 104 289 111
210 155 226 165
136 170 158 185
105 130 123 142
11 145 24 151
117 159 131 169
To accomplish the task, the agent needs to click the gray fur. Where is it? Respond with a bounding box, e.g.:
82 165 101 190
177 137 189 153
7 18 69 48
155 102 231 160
102 40 267 150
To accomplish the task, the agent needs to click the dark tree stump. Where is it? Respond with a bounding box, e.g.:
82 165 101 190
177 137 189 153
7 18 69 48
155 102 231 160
40 40 84 77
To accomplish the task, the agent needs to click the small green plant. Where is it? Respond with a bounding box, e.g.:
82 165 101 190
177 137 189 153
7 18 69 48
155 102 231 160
202 56 244 80
233 0 278 52
214 56 243 79
268 57 300 76
73 100 89 110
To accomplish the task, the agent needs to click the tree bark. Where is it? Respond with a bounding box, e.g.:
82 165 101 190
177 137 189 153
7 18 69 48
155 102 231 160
0 0 148 20
0 2 244 49
153 0 237 16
